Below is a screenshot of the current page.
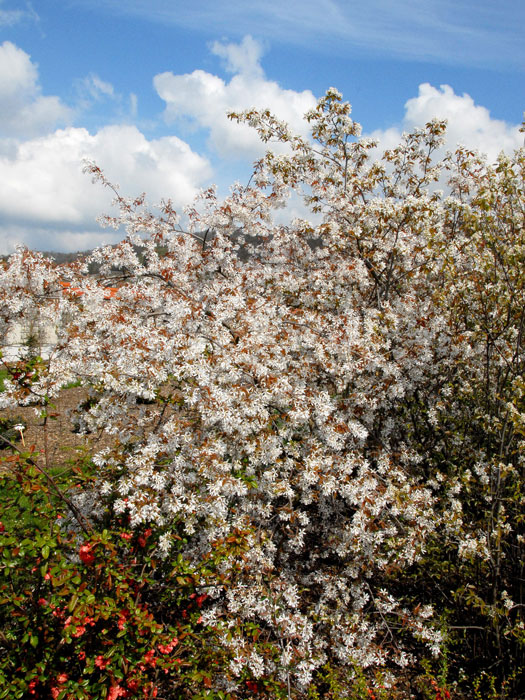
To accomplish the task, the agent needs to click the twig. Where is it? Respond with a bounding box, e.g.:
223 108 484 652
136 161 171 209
0 433 93 535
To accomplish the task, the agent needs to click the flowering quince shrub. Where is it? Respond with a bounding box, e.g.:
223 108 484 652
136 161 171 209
0 89 524 698
0 445 235 699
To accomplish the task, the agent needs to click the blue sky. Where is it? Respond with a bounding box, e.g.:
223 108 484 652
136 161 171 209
0 0 523 253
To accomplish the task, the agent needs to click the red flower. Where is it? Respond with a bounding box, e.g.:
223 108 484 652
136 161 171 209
108 685 127 700
137 528 152 548
190 592 208 608
117 609 130 630
143 649 156 667
158 636 178 654
79 543 95 565
95 655 109 669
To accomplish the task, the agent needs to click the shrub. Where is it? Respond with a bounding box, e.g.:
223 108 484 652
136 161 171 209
0 445 237 699
0 90 523 697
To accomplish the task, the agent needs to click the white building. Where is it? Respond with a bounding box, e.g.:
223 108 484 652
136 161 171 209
1 313 58 361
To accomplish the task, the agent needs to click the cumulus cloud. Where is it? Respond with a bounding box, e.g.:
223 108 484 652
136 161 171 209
0 41 215 254
1 35 522 255
153 36 317 160
210 34 265 77
0 41 72 138
0 125 212 253
370 83 523 165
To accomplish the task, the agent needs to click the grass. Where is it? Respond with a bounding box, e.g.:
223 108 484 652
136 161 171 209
0 363 83 393
0 367 8 392
61 378 82 390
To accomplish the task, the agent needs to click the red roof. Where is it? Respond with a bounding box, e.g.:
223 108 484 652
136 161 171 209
59 280 118 299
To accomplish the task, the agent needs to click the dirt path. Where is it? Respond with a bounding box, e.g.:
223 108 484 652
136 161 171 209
1 387 111 471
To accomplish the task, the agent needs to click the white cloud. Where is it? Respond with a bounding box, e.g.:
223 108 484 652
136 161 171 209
210 34 265 77
0 1 38 27
369 83 523 165
154 36 317 160
0 41 214 254
129 93 138 118
82 73 115 100
0 223 121 255
74 72 140 125
0 125 212 253
68 0 525 70
1 34 522 256
0 41 72 137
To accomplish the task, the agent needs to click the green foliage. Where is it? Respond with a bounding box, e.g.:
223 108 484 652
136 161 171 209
305 664 394 700
0 451 238 700
60 378 82 390
0 368 9 393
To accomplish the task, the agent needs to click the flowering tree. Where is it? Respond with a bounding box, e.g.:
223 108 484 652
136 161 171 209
0 90 523 698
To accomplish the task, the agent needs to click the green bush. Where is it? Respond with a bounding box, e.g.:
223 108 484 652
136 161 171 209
0 450 237 700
